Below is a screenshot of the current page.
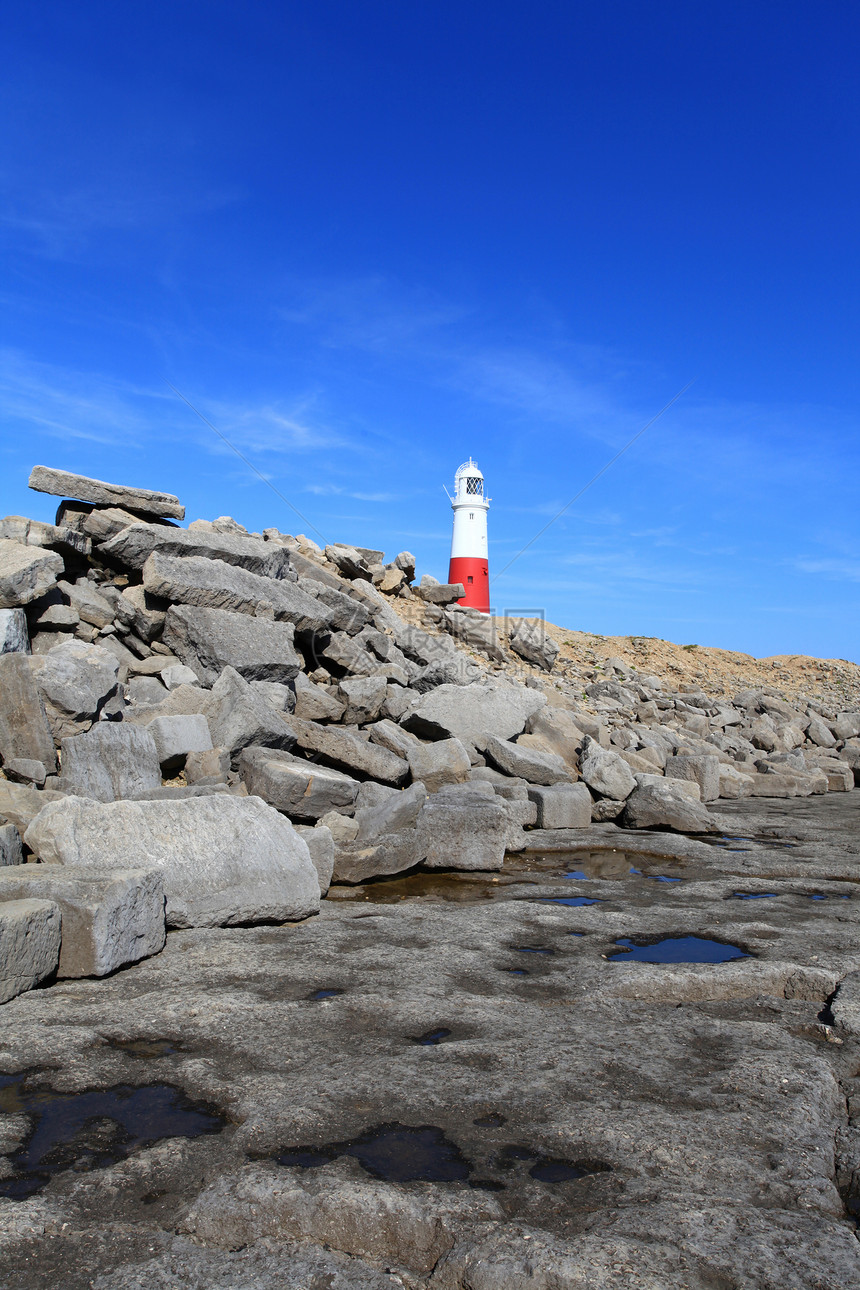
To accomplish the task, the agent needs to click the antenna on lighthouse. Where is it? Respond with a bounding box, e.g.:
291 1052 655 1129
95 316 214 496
447 457 490 613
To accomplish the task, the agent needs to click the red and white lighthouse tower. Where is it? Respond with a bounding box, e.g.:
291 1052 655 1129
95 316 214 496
447 458 490 613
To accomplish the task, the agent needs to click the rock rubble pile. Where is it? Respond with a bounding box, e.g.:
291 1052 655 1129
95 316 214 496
2 464 860 1007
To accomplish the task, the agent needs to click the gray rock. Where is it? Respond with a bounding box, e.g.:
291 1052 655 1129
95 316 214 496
291 717 409 785
58 723 162 801
297 579 372 634
443 608 505 661
749 769 827 797
0 513 91 556
161 662 199 689
833 712 860 741
0 540 63 608
717 763 755 799
127 675 167 705
0 898 62 1003
24 794 320 928
81 505 146 541
143 551 330 632
0 608 29 654
206 668 297 756
394 550 416 581
294 824 335 894
508 618 560 671
28 465 185 519
293 672 345 722
484 735 572 785
101 522 293 579
163 605 301 686
318 631 378 677
148 713 213 767
250 680 294 712
579 736 637 801
355 781 398 810
410 655 483 691
0 652 57 771
0 780 66 831
591 797 626 821
337 676 387 725
502 794 538 850
29 639 120 739
521 705 583 770
185 746 231 785
115 583 167 642
418 782 508 870
527 782 592 828
0 822 23 866
666 753 721 802
324 544 373 580
406 738 471 793
402 681 545 743
319 811 360 843
622 782 716 832
354 782 427 844
635 772 701 801
417 581 465 605
239 746 360 821
807 714 837 748
0 866 164 978
33 602 79 630
57 579 114 628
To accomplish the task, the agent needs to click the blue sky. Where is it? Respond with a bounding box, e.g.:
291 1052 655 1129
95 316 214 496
2 1 859 660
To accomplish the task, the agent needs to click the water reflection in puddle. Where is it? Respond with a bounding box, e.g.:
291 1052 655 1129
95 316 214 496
608 936 751 964
276 1122 471 1183
413 1028 451 1046
308 989 343 1001
541 897 604 907
0 1076 226 1200
729 893 778 901
498 1144 612 1184
107 1039 181 1059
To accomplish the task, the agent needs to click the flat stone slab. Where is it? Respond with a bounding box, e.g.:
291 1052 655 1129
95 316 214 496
101 523 292 579
240 746 360 820
0 540 63 609
163 605 302 687
0 866 164 978
0 897 61 1003
28 466 185 520
58 723 162 802
24 794 320 928
143 551 330 633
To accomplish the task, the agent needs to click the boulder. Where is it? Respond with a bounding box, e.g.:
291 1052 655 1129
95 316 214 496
161 663 200 689
148 714 213 768
354 782 427 845
0 898 62 1003
116 583 167 641
401 681 545 743
205 668 297 756
367 718 422 760
833 712 860 742
443 609 506 661
405 738 471 793
337 676 387 725
239 746 360 820
718 764 756 799
290 717 409 785
163 605 302 686
522 706 583 770
58 579 114 628
297 579 372 634
0 540 63 608
293 673 346 722
621 782 716 832
0 652 57 772
376 567 405 593
0 823 23 867
634 772 701 801
394 551 416 581
0 781 67 831
0 608 29 654
100 522 292 579
29 639 120 740
508 619 560 671
28 465 185 519
417 580 465 605
318 811 360 843
185 746 231 786
0 866 164 978
58 723 162 801
293 824 335 894
579 736 637 801
142 552 330 632
665 754 721 802
806 715 837 748
0 514 91 556
418 783 508 870
318 631 378 677
749 769 827 797
527 783 592 829
324 544 373 580
484 735 572 785
24 795 320 928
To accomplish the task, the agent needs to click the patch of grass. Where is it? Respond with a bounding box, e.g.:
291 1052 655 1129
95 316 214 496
682 643 698 652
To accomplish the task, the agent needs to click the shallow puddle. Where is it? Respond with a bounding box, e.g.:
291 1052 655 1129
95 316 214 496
729 892 778 901
107 1039 181 1059
608 936 751 964
541 896 604 907
0 1077 227 1200
308 989 343 1000
498 1144 612 1183
413 1028 451 1046
275 1122 472 1182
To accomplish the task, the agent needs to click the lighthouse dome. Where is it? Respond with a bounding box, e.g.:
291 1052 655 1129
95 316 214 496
454 458 485 500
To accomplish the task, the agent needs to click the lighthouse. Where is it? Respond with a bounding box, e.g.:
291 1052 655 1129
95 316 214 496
447 458 490 613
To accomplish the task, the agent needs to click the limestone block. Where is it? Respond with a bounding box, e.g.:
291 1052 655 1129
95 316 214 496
239 746 360 821
402 681 545 743
527 782 592 829
148 713 213 767
28 465 185 519
634 772 701 802
0 652 57 771
484 735 572 786
418 783 508 870
0 540 63 609
0 823 23 867
293 673 345 722
337 676 387 725
58 723 161 801
294 824 335 894
508 619 560 671
101 522 292 579
665 754 721 802
406 738 471 794
0 609 29 654
163 605 301 686
622 782 716 832
579 736 637 801
24 794 319 929
142 551 330 632
29 639 120 739
0 866 164 978
0 898 61 1003
290 717 409 785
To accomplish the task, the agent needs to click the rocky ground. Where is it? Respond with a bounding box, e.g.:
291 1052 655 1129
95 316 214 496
2 466 860 1287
